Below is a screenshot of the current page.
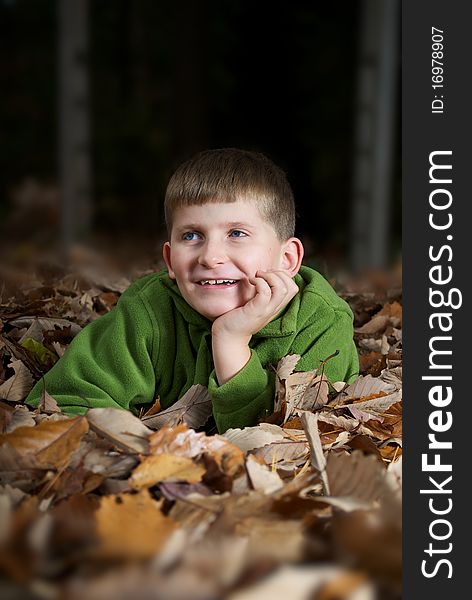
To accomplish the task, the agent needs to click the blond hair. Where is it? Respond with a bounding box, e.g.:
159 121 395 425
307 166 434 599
164 148 295 240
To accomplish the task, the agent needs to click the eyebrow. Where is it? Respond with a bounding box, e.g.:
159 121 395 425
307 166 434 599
176 221 253 231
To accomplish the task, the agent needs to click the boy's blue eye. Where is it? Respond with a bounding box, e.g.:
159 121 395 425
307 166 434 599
230 230 247 238
182 232 200 241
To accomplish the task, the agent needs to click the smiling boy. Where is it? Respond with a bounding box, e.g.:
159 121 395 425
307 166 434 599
26 149 358 432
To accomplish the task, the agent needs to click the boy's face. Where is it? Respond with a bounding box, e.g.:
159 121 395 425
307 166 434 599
163 200 301 321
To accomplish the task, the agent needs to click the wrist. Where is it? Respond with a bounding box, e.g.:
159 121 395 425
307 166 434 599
211 330 252 386
211 323 251 346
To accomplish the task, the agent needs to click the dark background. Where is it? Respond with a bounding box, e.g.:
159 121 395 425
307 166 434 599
0 0 401 272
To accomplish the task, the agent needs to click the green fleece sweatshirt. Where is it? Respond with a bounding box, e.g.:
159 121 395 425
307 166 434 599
26 266 359 432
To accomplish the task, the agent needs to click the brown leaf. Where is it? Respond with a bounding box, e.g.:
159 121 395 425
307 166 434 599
245 455 284 494
149 423 204 456
233 566 359 600
141 396 161 418
300 412 329 495
347 406 383 423
129 454 205 489
251 440 308 465
0 441 44 490
316 571 370 600
276 354 301 381
347 435 384 463
0 359 34 402
342 390 402 415
4 404 35 433
223 423 286 452
378 300 402 326
38 385 61 413
355 315 389 335
334 374 395 401
284 372 330 424
378 444 402 462
87 407 151 454
142 384 211 430
331 509 401 587
18 318 44 344
380 366 402 389
326 450 385 506
169 493 228 529
95 489 177 559
8 316 82 337
50 494 100 560
0 415 89 470
234 517 305 563
149 424 244 478
359 352 387 376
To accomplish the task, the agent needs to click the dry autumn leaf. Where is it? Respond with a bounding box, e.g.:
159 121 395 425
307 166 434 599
335 374 395 401
129 454 205 488
86 407 151 454
38 385 61 413
0 259 402 598
8 316 82 337
0 415 88 470
142 384 211 430
300 411 330 495
0 359 34 402
342 390 402 414
245 455 284 494
325 450 385 508
276 353 301 381
2 404 35 433
223 423 286 452
149 424 245 478
251 440 308 466
95 489 177 559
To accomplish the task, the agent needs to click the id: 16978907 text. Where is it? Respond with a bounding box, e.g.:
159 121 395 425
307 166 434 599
431 26 444 114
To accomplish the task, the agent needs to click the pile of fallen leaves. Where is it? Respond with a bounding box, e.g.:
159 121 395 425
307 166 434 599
0 257 402 599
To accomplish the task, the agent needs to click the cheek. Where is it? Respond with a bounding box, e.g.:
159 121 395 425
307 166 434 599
170 251 191 274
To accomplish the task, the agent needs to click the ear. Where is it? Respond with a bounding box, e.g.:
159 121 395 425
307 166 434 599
162 241 176 279
280 237 304 277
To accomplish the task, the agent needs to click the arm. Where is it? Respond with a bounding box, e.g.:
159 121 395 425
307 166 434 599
210 297 359 433
25 291 158 414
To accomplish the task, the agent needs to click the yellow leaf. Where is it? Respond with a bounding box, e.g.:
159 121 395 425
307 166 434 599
96 489 177 559
130 453 205 489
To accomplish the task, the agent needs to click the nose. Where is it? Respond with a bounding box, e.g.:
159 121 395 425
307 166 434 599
198 239 228 268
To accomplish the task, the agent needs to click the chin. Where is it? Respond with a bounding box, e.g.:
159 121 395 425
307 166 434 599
199 302 239 321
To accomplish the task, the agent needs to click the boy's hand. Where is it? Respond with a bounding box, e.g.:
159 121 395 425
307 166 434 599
212 270 299 340
211 270 299 385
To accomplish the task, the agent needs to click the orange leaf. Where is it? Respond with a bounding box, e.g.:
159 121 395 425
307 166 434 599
95 489 177 559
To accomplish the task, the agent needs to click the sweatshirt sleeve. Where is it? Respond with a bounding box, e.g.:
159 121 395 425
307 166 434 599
296 308 359 385
208 304 359 433
25 291 158 415
208 351 276 433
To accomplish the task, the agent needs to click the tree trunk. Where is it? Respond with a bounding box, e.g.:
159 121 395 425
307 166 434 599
58 0 92 254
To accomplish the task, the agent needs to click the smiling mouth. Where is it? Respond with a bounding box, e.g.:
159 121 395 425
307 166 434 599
198 279 239 286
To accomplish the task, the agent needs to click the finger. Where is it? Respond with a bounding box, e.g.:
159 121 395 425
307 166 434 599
273 270 299 300
257 270 297 300
248 275 272 308
261 271 299 314
255 271 293 312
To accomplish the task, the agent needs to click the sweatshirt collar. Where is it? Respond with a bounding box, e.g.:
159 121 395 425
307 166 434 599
160 271 305 338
